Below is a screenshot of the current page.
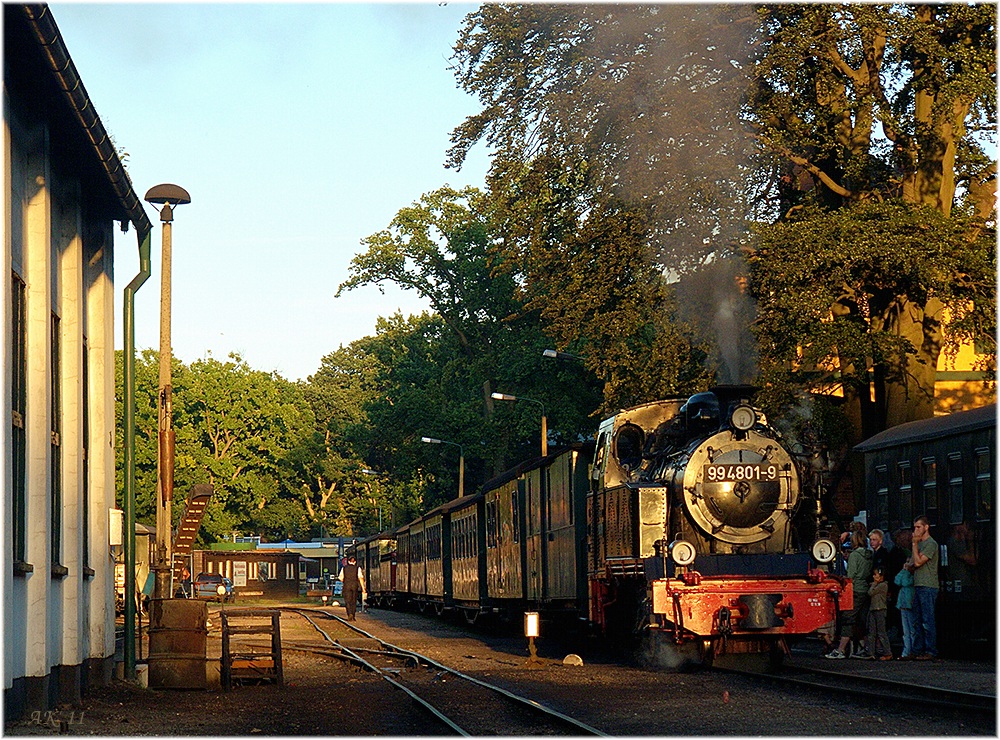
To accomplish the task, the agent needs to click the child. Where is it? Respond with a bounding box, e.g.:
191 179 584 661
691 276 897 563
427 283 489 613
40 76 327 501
867 567 892 659
894 558 916 660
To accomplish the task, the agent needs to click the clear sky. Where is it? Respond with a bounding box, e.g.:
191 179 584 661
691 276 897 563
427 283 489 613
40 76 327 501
50 2 491 381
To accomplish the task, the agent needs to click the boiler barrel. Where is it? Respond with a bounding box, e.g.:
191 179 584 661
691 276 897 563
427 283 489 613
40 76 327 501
147 599 208 689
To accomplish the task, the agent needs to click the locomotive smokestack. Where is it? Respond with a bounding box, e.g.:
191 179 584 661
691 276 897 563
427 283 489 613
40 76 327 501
710 384 758 412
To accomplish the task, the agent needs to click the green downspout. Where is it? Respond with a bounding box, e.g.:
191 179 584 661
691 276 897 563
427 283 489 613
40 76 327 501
123 226 152 679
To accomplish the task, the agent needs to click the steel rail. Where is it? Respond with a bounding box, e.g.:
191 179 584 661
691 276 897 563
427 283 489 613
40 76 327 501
287 607 608 737
713 664 996 721
292 609 469 735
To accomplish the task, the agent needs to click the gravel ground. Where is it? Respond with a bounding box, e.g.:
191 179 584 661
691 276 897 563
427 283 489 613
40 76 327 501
5 602 995 736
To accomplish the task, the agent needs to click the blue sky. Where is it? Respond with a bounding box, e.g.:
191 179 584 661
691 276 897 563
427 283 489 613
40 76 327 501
50 2 491 381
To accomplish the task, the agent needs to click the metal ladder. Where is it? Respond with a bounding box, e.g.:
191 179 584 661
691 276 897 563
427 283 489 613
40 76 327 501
172 483 213 584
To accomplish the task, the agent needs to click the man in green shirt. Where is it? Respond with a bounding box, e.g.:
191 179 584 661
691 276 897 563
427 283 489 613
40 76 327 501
910 515 939 660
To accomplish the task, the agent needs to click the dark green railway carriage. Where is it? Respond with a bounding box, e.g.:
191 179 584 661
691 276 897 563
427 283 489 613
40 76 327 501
856 404 996 658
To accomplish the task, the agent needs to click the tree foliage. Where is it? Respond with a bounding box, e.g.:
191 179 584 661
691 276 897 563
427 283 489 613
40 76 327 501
486 154 712 410
336 187 604 487
745 4 996 437
449 4 762 268
116 351 314 543
116 4 997 543
749 202 995 438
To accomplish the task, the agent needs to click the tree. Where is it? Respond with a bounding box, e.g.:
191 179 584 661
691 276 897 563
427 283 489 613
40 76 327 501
116 350 315 543
338 187 604 478
448 6 747 407
745 4 996 437
449 4 762 269
115 349 164 524
177 354 313 541
292 342 382 536
486 154 712 411
749 202 995 440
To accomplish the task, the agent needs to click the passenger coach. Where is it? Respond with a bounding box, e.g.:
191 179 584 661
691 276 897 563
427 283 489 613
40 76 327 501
369 443 593 623
856 404 995 657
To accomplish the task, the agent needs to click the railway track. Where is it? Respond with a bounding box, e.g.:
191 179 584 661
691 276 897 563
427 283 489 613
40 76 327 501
714 662 996 727
235 607 607 736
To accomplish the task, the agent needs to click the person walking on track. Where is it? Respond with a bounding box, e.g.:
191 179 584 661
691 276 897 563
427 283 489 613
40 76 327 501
338 555 367 621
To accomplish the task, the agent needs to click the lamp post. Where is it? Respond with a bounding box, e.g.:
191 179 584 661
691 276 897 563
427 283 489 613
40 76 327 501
360 469 384 532
491 392 547 457
420 437 465 498
144 183 190 600
542 348 584 362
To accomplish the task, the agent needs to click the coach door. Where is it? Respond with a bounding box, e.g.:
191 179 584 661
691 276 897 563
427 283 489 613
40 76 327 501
525 471 545 601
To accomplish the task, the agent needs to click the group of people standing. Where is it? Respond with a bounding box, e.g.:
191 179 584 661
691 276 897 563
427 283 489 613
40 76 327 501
823 515 939 661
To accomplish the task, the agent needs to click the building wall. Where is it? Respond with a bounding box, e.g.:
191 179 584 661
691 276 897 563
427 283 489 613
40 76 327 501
4 69 118 722
935 336 995 414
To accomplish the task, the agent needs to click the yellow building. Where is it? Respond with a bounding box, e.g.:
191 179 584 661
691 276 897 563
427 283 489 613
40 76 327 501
934 334 995 415
4 4 151 721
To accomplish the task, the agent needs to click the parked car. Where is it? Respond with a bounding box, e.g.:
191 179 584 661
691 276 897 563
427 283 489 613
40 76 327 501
192 572 235 602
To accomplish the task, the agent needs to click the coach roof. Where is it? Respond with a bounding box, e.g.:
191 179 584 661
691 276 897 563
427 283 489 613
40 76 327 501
854 404 996 453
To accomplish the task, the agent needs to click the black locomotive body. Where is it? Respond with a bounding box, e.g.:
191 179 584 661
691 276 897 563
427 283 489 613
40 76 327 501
588 387 847 658
358 386 848 658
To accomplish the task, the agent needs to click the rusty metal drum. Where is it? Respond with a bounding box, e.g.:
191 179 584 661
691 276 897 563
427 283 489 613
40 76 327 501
147 598 208 689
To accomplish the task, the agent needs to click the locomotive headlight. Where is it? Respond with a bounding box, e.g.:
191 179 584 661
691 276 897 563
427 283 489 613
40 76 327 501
731 404 757 431
811 538 838 564
669 539 697 567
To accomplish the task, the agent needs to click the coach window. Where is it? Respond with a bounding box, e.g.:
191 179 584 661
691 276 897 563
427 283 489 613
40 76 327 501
428 524 441 561
897 462 912 528
975 448 991 521
512 490 521 544
486 500 498 548
875 465 889 530
947 452 964 525
398 537 408 565
921 458 938 517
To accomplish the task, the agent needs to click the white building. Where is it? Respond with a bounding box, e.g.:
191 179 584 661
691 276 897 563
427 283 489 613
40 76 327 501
4 4 152 721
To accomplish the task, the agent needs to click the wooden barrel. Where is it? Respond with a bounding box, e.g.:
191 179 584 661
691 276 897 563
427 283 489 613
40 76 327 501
147 599 208 689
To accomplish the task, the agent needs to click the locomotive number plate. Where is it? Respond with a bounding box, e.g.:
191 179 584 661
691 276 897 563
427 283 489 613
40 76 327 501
704 463 779 483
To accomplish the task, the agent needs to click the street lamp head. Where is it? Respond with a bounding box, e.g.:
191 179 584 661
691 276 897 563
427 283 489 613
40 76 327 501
144 183 191 206
542 348 584 361
491 392 517 402
421 437 441 444
361 468 378 475
144 184 190 223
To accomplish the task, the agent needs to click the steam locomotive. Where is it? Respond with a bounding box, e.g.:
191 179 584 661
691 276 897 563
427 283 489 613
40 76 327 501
356 386 850 663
